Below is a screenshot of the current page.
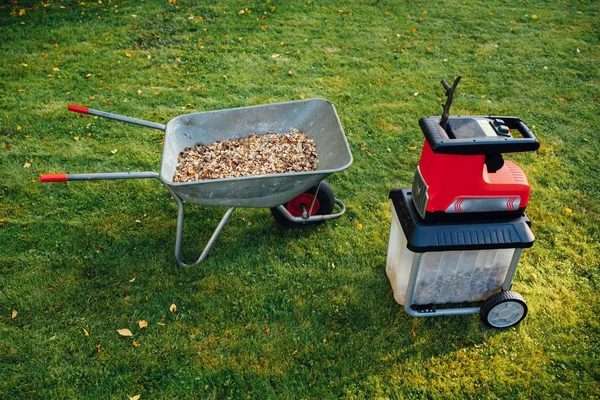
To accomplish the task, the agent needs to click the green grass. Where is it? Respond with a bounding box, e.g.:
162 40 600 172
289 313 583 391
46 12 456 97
1 0 599 398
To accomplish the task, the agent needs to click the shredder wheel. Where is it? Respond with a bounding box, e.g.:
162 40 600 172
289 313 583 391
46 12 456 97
481 291 528 329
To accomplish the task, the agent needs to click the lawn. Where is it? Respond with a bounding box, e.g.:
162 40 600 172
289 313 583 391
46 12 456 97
1 0 599 398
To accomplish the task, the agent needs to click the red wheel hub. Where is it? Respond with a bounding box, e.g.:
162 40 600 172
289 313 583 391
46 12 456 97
286 193 320 217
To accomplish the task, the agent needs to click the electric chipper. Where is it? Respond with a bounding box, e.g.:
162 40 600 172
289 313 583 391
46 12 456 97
386 77 540 328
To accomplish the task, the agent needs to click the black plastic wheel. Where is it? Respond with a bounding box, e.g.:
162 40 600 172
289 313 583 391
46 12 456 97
270 181 335 227
480 291 528 329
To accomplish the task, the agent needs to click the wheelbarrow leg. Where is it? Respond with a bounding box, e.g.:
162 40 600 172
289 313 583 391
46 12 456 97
168 189 235 267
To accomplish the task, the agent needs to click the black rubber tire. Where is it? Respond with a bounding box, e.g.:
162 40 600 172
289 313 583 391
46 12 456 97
270 181 335 228
480 291 528 329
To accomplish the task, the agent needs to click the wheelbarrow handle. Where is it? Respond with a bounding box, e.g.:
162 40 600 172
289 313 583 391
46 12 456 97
68 104 166 131
40 172 160 182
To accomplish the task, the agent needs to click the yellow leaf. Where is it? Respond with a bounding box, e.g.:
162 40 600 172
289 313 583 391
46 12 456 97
52 67 60 72
16 125 22 131
117 328 133 337
169 303 177 312
129 395 141 400
299 93 306 100
89 95 96 100
19 9 26 16
360 143 366 151
410 27 416 33
85 73 92 78
23 162 31 168
356 223 363 230
137 320 148 329
73 136 80 141
18 88 24 92
129 277 136 282
21 63 28 67
132 340 141 347
175 57 182 62
408 146 417 151
83 328 89 336
564 208 573 215
481 94 486 99
110 149 118 154
532 14 538 19
125 51 132 58
11 309 17 319
291 349 298 356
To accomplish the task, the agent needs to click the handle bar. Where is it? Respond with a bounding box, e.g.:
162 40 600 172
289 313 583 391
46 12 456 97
40 172 160 182
68 104 166 131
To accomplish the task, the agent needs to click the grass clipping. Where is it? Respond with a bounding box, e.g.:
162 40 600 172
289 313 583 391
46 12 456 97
173 129 318 182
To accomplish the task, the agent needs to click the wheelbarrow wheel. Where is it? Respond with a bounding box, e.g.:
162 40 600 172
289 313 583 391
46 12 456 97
271 181 335 227
480 291 528 329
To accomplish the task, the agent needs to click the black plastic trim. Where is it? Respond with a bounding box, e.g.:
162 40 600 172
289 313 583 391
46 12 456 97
420 116 540 155
390 189 535 252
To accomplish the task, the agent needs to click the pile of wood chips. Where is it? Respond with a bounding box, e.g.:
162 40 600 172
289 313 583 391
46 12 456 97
173 128 318 182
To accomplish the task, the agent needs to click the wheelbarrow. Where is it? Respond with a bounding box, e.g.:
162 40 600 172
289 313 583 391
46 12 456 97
40 99 353 266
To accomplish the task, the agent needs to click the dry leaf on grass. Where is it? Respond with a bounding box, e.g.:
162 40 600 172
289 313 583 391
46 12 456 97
83 328 89 336
117 328 133 337
169 304 177 313
11 309 17 319
137 320 148 329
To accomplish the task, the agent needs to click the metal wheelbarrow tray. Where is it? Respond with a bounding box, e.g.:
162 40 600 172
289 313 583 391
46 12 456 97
41 99 353 266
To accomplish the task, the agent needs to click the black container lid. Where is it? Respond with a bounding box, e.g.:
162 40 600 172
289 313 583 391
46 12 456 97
390 188 535 253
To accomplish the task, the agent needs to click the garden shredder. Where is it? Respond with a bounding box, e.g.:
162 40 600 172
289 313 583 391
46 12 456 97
386 76 540 328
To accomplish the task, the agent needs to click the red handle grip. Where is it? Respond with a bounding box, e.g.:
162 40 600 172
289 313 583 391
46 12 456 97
68 104 89 114
40 174 68 183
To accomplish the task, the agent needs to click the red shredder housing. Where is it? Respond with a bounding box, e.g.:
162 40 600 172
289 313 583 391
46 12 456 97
411 116 540 222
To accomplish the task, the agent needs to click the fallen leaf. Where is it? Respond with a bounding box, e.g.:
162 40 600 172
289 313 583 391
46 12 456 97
291 349 298 356
299 93 306 100
408 146 417 151
531 14 538 19
11 309 17 319
129 277 136 283
83 328 89 336
23 162 31 168
124 295 130 301
5 143 12 150
129 395 141 400
132 340 141 347
125 51 132 58
543 66 548 70
19 9 26 16
96 344 102 352
110 149 118 155
576 48 580 53
18 88 24 92
410 27 416 33
356 223 363 230
137 320 148 329
169 303 177 313
157 322 166 326
137 89 142 95
481 94 487 99
16 125 22 131
73 136 80 141
360 143 366 151
89 95 96 100
21 63 28 67
52 67 60 72
263 328 270 334
414 91 419 96
564 208 573 215
175 57 182 62
117 328 133 337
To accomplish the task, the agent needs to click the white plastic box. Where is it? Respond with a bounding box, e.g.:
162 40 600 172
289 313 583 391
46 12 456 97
386 202 517 306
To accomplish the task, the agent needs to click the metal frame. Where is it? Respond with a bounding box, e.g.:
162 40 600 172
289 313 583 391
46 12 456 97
48 172 346 267
403 248 524 317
